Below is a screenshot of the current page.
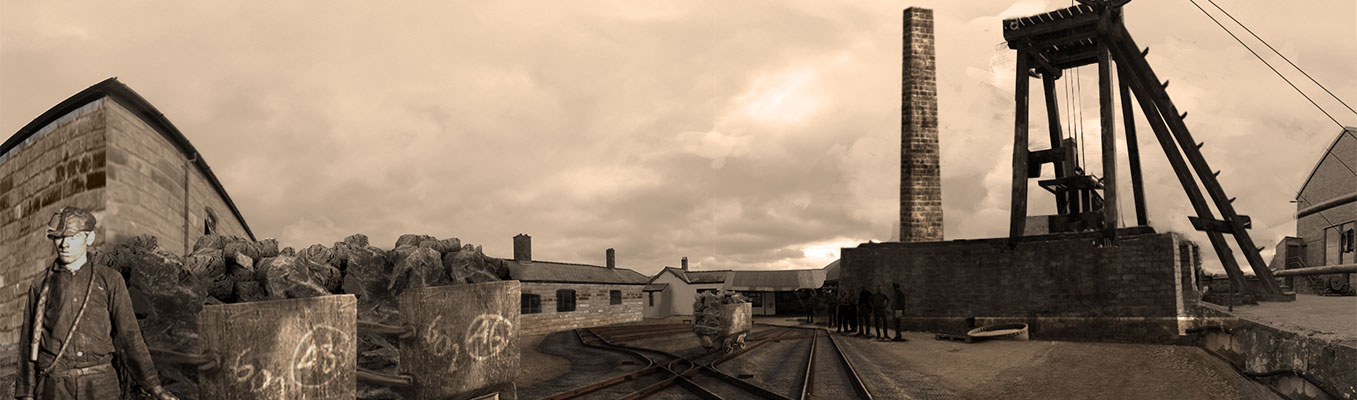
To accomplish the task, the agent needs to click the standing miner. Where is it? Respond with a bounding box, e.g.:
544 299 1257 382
841 289 856 334
872 285 890 340
892 282 908 341
855 287 873 337
15 207 178 400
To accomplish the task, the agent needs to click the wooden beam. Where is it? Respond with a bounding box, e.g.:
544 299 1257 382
1188 217 1235 233
1016 29 1098 54
1109 36 1250 294
1111 25 1282 296
1042 75 1070 215
1010 53 1032 244
1050 47 1099 69
1098 34 1118 236
1003 8 1098 43
1118 60 1149 226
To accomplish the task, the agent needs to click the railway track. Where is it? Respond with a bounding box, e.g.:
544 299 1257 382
539 324 873 400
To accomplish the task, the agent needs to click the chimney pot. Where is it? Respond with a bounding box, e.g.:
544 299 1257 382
606 248 615 269
513 234 531 262
681 257 688 271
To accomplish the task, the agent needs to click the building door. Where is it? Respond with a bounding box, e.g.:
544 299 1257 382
1325 222 1355 265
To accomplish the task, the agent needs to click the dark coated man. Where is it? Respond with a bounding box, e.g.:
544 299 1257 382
892 282 908 341
15 207 178 400
856 288 872 336
872 285 890 339
841 289 856 334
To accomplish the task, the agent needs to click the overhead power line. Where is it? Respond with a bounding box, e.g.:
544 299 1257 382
1187 0 1346 129
1205 0 1357 119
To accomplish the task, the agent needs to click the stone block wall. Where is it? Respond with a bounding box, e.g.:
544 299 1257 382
1294 130 1355 292
841 230 1200 342
0 99 109 349
103 100 249 256
519 283 643 335
899 7 943 243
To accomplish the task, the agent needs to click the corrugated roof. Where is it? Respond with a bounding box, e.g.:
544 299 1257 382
823 260 840 282
686 270 731 284
643 283 668 292
503 259 649 285
725 269 825 291
647 267 732 285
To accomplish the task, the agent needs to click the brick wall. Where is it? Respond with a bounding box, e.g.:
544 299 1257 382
1294 130 1355 292
103 100 250 255
1 95 255 354
899 7 943 243
0 99 109 349
519 283 643 335
841 230 1200 342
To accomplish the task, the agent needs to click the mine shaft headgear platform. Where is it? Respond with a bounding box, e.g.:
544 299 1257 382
1001 0 1287 300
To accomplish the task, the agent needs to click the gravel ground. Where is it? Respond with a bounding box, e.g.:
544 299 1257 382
1209 294 1357 345
810 332 874 399
516 333 572 388
716 332 813 399
522 318 1284 400
515 330 647 399
833 329 1283 400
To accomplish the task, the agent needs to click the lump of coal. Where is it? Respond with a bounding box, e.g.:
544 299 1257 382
255 255 330 300
388 246 449 295
183 248 229 301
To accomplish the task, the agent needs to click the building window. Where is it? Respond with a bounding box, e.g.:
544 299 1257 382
648 292 654 307
609 290 622 305
740 291 762 308
521 293 541 314
556 289 576 312
1325 222 1356 265
204 207 218 236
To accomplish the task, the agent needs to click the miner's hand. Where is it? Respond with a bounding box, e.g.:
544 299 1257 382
151 386 180 400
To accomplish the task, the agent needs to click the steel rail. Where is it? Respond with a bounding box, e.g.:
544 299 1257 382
825 329 873 399
542 325 804 400
799 330 818 400
616 328 790 399
537 329 663 400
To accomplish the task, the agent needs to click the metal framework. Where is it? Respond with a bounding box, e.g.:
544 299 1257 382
1002 0 1285 299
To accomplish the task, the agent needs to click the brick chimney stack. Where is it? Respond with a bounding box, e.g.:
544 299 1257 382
513 234 531 262
900 7 944 242
681 257 688 271
606 248 615 269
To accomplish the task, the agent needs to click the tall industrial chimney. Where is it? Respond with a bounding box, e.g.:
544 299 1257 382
606 248 616 269
681 257 688 271
513 234 531 262
900 7 944 242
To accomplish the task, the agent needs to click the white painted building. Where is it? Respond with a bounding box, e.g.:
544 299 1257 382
642 258 830 318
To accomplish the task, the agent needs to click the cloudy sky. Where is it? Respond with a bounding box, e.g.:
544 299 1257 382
3 0 1354 276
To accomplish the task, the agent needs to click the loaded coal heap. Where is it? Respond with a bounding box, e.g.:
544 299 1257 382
94 233 508 400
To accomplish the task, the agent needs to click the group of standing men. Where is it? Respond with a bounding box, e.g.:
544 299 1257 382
830 283 906 340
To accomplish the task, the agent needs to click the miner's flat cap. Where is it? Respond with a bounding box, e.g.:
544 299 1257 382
46 206 97 238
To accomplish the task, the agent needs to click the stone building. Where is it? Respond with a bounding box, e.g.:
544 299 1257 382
0 78 254 353
1271 127 1356 293
642 259 828 318
502 235 649 335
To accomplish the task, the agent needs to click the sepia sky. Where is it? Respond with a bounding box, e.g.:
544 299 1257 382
2 1 1354 276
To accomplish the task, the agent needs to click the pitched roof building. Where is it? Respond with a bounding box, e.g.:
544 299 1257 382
1 78 254 352
500 234 649 334
642 258 830 318
1272 127 1356 293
